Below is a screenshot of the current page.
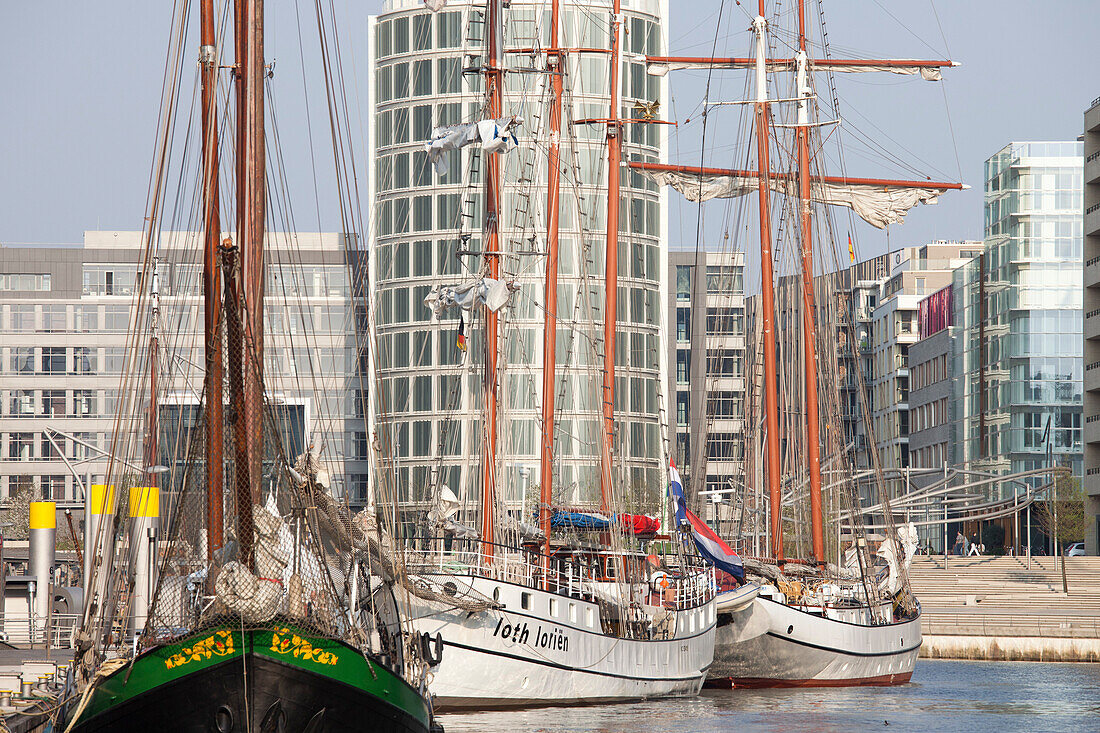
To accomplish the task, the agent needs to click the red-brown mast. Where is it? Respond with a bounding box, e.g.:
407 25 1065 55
599 0 622 512
229 0 265 570
199 0 224 562
752 5 784 561
539 0 563 558
480 0 503 562
241 0 265 507
796 0 826 564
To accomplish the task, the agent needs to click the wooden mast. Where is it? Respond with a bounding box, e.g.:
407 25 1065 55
599 0 622 512
199 0 224 563
796 0 826 564
539 0 563 559
227 0 265 570
752 4 784 561
480 0 503 562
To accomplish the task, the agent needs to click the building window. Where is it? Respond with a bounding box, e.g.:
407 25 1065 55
10 390 35 417
437 58 460 93
72 347 95 375
11 347 35 374
413 195 433 231
8 432 34 460
41 435 61 460
42 347 66 374
73 390 96 416
676 351 690 384
0 273 51 291
42 390 65 418
676 308 690 342
41 475 66 501
676 393 688 426
40 305 66 333
10 305 35 332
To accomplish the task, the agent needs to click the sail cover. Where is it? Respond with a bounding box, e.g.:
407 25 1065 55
425 116 523 174
618 513 660 535
550 511 612 530
646 169 952 230
668 462 744 581
647 58 946 81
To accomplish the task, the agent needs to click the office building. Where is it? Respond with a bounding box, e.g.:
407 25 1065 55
956 142 1082 489
1083 101 1100 552
666 249 745 511
0 231 365 511
367 0 671 525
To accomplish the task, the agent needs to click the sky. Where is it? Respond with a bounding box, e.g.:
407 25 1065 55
0 1 1097 271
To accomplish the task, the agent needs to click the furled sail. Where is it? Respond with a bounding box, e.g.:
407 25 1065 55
647 58 948 81
425 115 523 174
646 169 954 229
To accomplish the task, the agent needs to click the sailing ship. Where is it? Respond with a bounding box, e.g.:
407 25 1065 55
383 0 719 708
634 1 962 687
64 2 435 731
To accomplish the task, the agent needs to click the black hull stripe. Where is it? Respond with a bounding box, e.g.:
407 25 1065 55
443 638 711 683
761 631 923 658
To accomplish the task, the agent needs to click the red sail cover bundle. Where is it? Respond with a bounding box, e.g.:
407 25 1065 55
618 514 660 535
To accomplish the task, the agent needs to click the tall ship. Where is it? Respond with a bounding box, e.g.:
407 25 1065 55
368 0 718 708
64 1 435 730
635 0 962 687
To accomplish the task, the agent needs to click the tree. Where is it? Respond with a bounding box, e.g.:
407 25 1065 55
1036 472 1086 548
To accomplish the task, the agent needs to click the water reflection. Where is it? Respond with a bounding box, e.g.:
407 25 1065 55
438 661 1100 733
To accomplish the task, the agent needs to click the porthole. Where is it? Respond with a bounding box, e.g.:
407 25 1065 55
787 625 794 635
215 706 234 733
442 582 457 597
493 587 501 602
521 592 531 610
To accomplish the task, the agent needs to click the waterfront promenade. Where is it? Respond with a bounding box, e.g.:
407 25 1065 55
910 555 1100 661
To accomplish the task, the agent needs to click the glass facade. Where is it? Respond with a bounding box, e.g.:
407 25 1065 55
369 0 669 528
954 142 1083 490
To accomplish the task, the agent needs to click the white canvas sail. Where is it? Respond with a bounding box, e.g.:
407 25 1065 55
646 169 956 229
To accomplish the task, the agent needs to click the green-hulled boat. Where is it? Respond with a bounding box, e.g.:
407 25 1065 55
62 0 437 730
69 623 431 732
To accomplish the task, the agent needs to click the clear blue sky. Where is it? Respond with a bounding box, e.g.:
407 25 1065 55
1 1 1097 265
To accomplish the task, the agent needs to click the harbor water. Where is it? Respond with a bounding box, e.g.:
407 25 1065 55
438 660 1100 732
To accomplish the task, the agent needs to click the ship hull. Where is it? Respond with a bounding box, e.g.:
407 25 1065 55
67 623 432 733
406 574 716 709
707 595 921 688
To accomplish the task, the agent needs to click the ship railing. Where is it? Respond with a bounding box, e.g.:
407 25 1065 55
0 613 80 649
399 537 632 604
668 564 716 611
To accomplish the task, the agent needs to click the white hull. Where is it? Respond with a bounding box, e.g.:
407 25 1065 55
406 574 716 708
709 594 921 687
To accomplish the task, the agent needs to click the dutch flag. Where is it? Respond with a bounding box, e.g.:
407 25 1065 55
669 461 744 582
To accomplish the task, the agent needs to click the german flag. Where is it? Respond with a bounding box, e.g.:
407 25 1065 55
457 315 467 352
848 233 856 263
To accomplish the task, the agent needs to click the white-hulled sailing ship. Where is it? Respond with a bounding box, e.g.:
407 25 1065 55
635 0 962 687
375 0 719 708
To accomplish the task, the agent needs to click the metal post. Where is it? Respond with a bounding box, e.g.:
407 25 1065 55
943 460 948 570
83 485 115 594
29 503 55 633
129 487 159 635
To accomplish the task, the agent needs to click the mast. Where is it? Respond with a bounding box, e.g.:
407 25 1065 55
752 5 784 561
539 0 563 558
229 0 265 570
599 0 622 511
480 0 503 561
199 0 224 563
796 0 826 564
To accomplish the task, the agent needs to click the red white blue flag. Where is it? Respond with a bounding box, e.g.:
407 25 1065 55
669 461 744 581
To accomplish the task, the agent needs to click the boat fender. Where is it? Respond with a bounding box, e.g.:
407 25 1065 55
650 571 671 592
420 631 444 667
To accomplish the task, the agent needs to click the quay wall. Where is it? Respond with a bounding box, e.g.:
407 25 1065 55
920 634 1100 662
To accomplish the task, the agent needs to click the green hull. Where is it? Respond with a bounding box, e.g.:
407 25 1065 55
69 622 432 732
